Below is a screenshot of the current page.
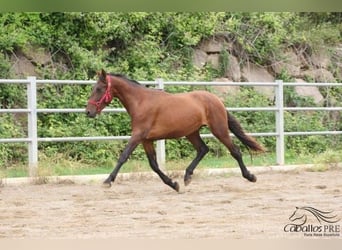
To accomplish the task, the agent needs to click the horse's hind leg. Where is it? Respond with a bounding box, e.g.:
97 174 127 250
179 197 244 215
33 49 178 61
210 126 256 182
142 140 180 192
184 131 209 186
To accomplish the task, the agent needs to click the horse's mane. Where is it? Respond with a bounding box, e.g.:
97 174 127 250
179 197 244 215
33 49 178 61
108 73 141 86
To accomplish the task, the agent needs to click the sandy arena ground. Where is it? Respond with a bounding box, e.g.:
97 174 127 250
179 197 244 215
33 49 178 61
0 166 341 239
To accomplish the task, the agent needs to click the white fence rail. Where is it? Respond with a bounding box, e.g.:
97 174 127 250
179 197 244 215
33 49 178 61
0 77 341 176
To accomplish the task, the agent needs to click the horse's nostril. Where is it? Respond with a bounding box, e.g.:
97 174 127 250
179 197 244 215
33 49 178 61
86 110 96 118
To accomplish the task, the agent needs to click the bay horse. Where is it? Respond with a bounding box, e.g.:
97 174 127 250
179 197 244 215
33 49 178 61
86 69 265 192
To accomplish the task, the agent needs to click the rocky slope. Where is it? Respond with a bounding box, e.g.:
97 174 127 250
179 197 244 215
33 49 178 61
193 35 341 103
10 34 342 103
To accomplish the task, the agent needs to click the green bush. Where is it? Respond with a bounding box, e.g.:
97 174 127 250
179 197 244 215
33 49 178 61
0 114 27 167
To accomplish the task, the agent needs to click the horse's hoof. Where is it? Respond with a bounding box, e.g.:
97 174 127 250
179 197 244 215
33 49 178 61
102 181 112 188
184 177 192 186
174 182 180 193
249 174 257 182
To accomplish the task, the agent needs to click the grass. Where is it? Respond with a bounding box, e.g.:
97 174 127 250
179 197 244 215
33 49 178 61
1 150 341 179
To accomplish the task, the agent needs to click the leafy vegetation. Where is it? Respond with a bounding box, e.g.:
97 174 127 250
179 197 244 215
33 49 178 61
0 12 341 173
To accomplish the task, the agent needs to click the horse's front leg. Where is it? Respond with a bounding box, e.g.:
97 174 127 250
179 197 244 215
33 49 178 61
142 140 180 192
103 136 140 187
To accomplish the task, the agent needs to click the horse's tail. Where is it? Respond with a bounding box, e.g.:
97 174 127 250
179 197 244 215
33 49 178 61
227 112 265 152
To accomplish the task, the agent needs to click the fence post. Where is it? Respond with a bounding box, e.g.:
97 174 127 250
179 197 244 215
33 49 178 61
156 78 166 169
27 76 38 176
275 80 285 165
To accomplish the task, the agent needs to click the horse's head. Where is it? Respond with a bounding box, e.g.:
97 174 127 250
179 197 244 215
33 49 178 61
86 69 113 118
289 207 307 225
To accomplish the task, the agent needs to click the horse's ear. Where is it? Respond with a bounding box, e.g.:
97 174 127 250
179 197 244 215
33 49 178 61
98 69 107 83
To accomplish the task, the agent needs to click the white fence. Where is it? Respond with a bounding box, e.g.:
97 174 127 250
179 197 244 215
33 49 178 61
0 77 341 176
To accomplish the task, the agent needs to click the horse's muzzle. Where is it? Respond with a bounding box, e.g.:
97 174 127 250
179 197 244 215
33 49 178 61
86 110 97 118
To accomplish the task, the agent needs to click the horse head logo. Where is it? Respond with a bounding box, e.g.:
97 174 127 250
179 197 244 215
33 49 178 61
289 206 340 226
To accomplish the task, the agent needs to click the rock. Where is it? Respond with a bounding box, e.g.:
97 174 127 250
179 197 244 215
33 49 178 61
223 55 241 82
301 68 336 83
331 44 342 79
212 78 240 101
310 48 331 69
272 50 301 77
21 44 52 66
242 63 275 99
199 36 229 53
206 54 220 69
294 79 324 104
193 49 207 69
11 51 36 77
333 62 342 80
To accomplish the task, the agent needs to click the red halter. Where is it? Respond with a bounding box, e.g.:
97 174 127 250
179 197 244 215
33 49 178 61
88 75 113 113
